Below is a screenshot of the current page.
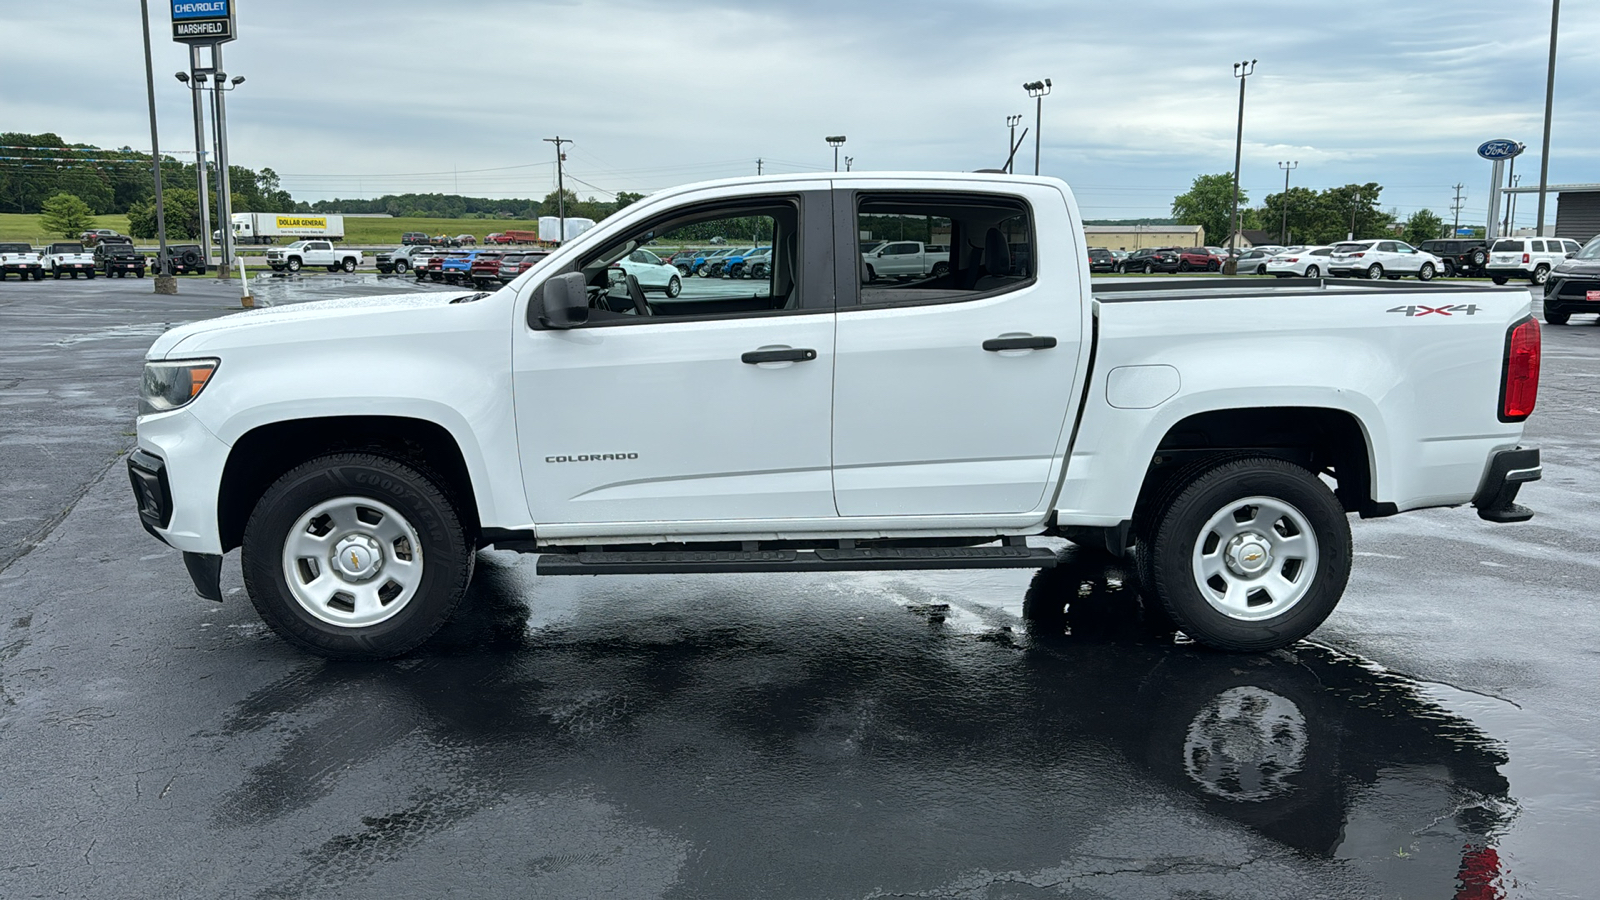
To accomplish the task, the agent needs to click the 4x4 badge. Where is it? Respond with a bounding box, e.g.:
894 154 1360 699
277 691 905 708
1387 304 1479 317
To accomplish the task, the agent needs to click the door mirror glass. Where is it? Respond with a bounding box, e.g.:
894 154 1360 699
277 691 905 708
539 272 590 329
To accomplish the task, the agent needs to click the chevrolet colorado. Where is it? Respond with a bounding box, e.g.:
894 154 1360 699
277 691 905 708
129 172 1543 660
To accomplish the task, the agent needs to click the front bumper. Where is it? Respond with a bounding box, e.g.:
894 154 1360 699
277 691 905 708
1472 446 1540 523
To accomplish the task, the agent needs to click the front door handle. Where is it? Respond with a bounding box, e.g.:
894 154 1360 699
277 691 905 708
983 335 1057 351
741 348 817 364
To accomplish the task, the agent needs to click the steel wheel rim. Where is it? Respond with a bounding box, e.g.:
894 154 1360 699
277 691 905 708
281 496 424 628
1190 495 1318 621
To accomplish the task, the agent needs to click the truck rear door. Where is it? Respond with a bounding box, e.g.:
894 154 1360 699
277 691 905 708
831 182 1087 516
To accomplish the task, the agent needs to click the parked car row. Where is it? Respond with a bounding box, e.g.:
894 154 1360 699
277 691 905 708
661 246 777 279
0 241 210 279
406 248 552 288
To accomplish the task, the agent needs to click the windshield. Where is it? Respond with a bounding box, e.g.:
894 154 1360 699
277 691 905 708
1578 238 1600 259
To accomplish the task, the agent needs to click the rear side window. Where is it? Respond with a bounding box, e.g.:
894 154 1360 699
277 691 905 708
1531 240 1547 252
1492 240 1521 252
854 192 1034 307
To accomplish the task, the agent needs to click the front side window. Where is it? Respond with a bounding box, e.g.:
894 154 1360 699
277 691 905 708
853 192 1033 306
564 198 807 324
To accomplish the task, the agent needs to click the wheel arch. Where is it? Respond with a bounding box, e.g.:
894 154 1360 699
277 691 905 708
1136 406 1379 520
217 416 481 553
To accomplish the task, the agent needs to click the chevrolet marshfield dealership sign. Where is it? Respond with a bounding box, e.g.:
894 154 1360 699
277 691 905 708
171 0 236 43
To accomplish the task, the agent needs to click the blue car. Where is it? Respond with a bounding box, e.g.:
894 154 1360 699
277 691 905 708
441 250 487 285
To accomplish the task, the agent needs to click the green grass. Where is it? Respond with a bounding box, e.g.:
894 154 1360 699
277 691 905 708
0 213 130 245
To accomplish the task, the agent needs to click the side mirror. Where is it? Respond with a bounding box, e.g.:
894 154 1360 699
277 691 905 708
539 272 590 329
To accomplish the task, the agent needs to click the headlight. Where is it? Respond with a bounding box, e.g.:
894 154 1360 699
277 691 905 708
139 359 218 416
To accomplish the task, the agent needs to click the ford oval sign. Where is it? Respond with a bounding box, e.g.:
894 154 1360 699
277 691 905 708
1477 140 1525 160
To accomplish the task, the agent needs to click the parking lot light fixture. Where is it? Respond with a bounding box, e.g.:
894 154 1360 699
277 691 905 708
1223 60 1256 276
1024 80 1051 176
826 136 847 172
844 156 854 172
1278 160 1297 244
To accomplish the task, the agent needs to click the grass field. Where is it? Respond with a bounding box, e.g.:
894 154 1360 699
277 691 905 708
0 212 544 248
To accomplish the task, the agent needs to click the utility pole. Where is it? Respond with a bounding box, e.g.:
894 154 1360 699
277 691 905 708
1024 80 1051 176
1536 0 1559 237
756 158 763 175
1451 183 1466 237
544 136 571 242
1508 174 1522 235
139 0 174 293
1223 60 1256 275
1277 160 1297 245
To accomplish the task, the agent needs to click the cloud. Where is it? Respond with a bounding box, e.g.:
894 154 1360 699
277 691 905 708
1 0 1594 223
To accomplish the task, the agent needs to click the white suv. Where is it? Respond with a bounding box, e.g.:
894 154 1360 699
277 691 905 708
1487 237 1581 286
1327 240 1445 281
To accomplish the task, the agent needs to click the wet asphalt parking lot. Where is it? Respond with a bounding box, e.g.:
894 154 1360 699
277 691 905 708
1 273 1597 899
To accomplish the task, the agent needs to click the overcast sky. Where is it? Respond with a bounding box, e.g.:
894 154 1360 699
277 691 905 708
4 1 1596 225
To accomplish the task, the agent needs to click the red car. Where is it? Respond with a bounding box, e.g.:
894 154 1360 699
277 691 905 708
1176 247 1220 272
467 251 505 287
485 233 513 245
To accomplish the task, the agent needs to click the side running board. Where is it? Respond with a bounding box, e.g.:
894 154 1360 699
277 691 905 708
536 544 1059 576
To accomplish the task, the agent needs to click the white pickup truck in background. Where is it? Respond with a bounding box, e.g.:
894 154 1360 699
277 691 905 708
861 240 952 281
130 172 1541 661
0 242 45 281
43 242 97 279
264 240 363 273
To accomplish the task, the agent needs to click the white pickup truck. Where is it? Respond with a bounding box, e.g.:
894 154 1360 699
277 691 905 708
264 240 363 273
129 172 1543 660
861 240 951 281
0 242 44 280
43 242 97 279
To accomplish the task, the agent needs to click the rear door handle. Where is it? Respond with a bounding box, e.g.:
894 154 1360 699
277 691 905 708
741 348 817 364
983 335 1057 351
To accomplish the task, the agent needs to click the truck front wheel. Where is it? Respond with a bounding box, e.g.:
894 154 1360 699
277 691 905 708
286 257 302 272
1138 457 1350 652
240 453 474 660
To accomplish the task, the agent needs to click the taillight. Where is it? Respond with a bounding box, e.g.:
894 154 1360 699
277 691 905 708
1351 252 1365 258
1500 317 1540 422
1522 253 1530 264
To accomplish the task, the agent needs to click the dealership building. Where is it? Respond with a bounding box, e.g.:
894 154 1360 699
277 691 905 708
1083 224 1205 251
1501 183 1600 243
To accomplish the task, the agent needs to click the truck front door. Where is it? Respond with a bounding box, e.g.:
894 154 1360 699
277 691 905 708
831 184 1086 516
513 187 838 526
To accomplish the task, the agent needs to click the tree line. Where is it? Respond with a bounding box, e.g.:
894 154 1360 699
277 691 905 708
1171 173 1448 247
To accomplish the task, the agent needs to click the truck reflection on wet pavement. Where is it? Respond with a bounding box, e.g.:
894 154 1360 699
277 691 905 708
206 549 1512 899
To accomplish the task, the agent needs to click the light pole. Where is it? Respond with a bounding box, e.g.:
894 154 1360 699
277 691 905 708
1276 161 1297 244
1535 0 1559 237
1006 114 1022 174
1508 173 1522 235
1223 59 1256 276
1023 79 1051 176
174 67 210 267
826 136 847 172
139 0 174 293
210 67 243 279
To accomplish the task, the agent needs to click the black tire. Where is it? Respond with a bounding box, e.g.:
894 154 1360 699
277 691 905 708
1545 309 1570 325
1365 263 1383 280
342 258 357 273
865 264 877 282
695 264 709 277
1178 262 1190 273
137 270 145 278
675 264 692 276
931 261 950 279
287 257 302 272
1441 260 1455 278
1140 457 1351 652
1471 249 1487 267
1144 262 1155 274
1207 260 1220 272
1491 275 1509 285
393 259 409 275
1417 262 1435 281
241 453 474 660
1532 264 1549 285
52 267 61 279
1256 264 1267 275
666 275 681 298
1304 264 1319 278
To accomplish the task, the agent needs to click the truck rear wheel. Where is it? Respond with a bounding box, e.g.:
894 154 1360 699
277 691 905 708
1137 457 1350 652
241 453 474 660
342 258 357 273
